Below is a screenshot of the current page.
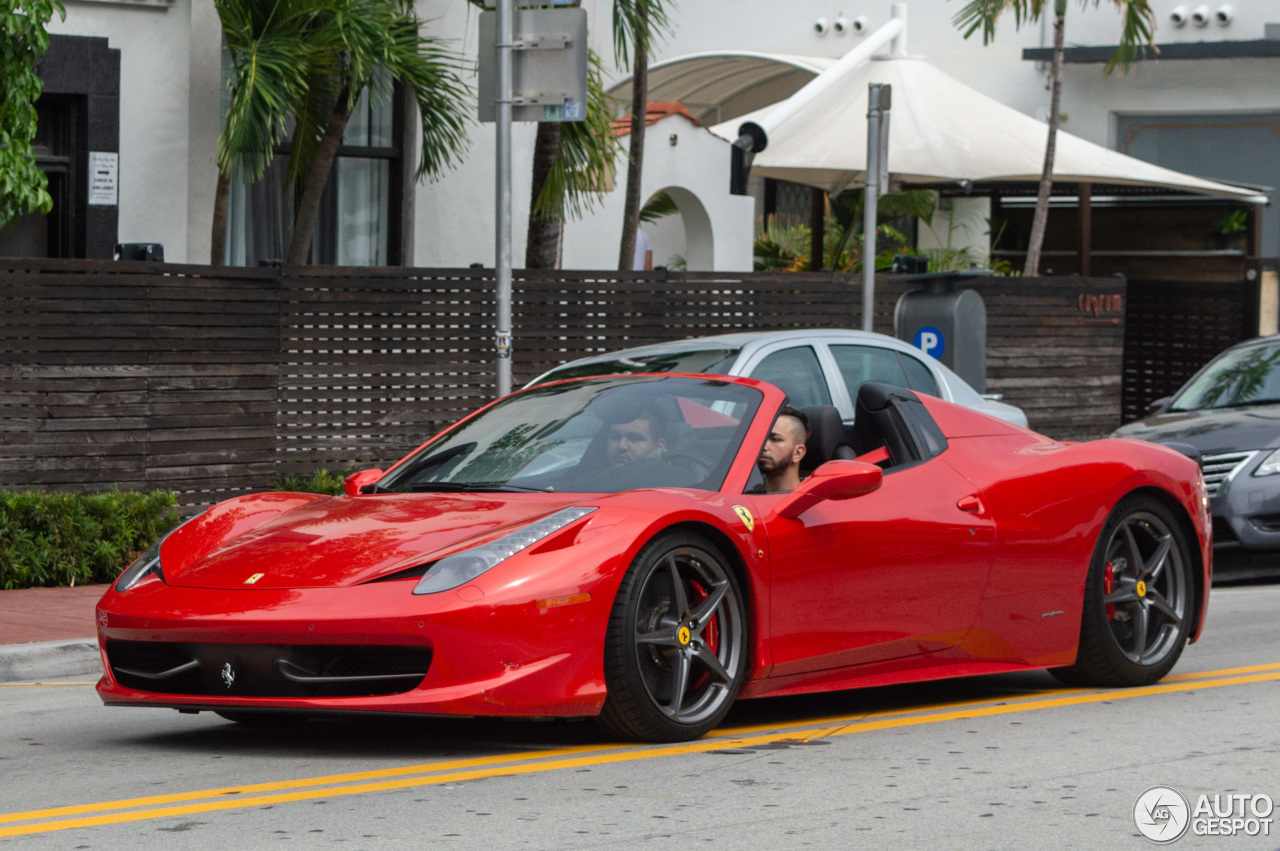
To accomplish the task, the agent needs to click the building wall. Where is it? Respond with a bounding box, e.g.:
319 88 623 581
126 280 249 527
48 0 199 261
41 0 1280 268
561 114 754 272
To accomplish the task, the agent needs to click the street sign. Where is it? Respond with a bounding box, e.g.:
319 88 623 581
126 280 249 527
478 8 588 124
913 325 944 358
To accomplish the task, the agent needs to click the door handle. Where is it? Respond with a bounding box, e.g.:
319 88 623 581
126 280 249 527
957 494 986 515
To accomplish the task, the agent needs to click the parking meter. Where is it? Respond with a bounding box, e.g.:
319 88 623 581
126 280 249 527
893 271 990 393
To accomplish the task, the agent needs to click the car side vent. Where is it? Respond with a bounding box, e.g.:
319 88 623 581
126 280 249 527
1200 451 1258 497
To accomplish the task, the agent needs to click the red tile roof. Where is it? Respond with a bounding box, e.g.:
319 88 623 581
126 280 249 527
611 102 701 136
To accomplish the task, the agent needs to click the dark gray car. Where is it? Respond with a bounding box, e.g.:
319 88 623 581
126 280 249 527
1113 335 1280 580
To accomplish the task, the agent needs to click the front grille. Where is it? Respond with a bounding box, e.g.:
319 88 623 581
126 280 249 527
1200 451 1258 497
106 641 431 698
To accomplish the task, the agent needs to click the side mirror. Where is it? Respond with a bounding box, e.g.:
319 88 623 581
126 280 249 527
1146 396 1173 416
773 460 883 519
343 468 385 497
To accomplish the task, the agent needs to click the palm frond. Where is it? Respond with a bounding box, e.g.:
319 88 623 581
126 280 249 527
532 50 619 221
1101 0 1157 74
215 0 321 181
612 0 671 69
639 191 678 224
952 0 1051 42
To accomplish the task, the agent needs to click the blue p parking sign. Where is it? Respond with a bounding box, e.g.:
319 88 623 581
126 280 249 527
913 326 945 358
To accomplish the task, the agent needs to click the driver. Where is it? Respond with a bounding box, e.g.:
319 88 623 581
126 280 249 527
758 406 808 493
607 404 667 466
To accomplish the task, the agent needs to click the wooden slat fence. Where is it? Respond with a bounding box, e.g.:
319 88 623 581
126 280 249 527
2 259 1125 510
1120 279 1259 422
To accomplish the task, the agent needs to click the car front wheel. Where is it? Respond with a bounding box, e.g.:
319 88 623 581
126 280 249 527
598 532 747 742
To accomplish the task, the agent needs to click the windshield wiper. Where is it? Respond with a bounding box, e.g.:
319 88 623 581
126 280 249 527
407 482 551 493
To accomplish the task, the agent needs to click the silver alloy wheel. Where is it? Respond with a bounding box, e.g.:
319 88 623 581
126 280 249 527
631 548 744 726
1101 510 1188 666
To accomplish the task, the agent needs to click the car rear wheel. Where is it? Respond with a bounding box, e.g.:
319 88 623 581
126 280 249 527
598 532 747 742
1052 495 1194 687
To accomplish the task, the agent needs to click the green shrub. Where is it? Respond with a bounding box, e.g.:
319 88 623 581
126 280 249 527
0 490 180 589
270 468 349 496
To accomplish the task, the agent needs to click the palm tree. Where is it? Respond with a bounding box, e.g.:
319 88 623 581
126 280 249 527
525 50 619 269
282 0 471 266
211 0 317 266
212 0 471 267
952 0 1155 276
614 0 670 272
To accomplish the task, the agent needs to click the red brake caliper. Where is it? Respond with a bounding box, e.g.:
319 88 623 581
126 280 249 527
1104 562 1116 620
689 581 719 653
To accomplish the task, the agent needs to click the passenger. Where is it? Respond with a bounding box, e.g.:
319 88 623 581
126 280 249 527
607 404 667 467
758 406 808 493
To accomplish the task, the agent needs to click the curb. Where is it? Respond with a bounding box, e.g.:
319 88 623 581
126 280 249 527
0 638 102 683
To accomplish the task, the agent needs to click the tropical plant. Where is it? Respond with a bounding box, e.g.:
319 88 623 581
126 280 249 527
211 0 318 265
524 49 620 268
639 190 677 224
270 467 349 495
212 0 472 266
952 0 1156 277
0 0 65 230
0 490 178 589
615 0 671 272
1217 207 1248 235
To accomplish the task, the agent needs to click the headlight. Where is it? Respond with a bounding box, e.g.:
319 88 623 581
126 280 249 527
413 507 596 595
114 512 204 592
115 538 164 592
1254 449 1280 477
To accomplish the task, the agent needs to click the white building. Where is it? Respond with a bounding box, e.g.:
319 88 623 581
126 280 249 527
4 0 1277 267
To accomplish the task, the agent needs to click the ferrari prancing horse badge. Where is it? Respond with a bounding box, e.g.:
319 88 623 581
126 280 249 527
732 505 754 531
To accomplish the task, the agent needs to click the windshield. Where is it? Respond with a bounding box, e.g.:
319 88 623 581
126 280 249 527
537 348 739 384
1172 343 1280 410
379 376 761 494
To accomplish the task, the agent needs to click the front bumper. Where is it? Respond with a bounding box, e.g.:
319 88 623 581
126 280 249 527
1209 454 1280 579
96 577 611 718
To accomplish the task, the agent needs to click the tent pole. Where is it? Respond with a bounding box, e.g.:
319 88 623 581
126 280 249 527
810 188 825 271
1078 182 1092 277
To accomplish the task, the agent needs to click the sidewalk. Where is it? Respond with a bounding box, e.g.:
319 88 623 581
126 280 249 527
0 585 106 682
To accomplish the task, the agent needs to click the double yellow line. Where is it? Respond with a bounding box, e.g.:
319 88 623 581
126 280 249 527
4 661 1279 838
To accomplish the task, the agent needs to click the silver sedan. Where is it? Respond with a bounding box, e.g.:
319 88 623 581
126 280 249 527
528 329 1027 427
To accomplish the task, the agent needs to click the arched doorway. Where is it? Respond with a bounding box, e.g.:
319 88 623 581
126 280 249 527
643 186 714 271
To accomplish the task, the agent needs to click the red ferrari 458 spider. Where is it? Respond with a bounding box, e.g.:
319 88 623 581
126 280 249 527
97 375 1211 742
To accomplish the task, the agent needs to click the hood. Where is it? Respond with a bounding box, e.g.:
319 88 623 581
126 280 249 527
1113 404 1280 455
164 493 590 590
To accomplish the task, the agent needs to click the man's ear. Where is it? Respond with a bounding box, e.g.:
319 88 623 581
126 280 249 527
792 442 807 462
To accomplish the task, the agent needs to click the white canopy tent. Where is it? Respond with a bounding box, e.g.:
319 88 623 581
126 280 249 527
708 32 1265 203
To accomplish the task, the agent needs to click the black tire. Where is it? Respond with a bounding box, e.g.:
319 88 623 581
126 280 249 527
598 532 747 742
1052 495 1194 687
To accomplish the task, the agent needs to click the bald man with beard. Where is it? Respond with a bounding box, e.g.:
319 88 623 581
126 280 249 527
758 407 808 493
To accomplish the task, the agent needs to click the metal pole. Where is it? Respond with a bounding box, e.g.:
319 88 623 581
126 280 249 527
863 84 885 333
495 0 514 396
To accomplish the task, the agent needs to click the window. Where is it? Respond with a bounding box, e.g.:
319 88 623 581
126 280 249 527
225 68 402 266
830 345 940 401
900 355 940 396
750 346 832 408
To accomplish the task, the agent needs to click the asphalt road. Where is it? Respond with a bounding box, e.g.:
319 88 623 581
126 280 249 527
3 583 1279 850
